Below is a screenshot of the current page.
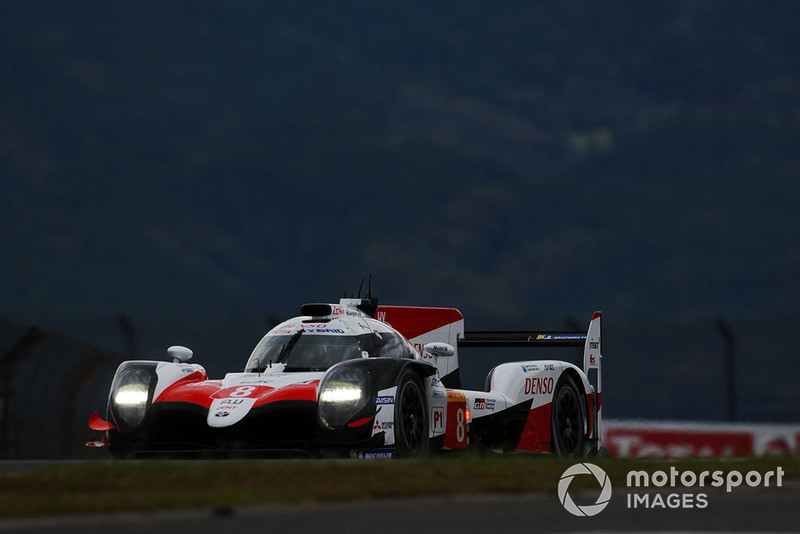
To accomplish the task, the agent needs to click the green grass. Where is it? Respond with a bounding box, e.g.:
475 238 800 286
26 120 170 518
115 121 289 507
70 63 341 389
0 455 797 518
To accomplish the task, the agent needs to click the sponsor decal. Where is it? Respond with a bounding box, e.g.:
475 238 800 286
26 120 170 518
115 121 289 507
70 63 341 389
606 427 752 458
272 323 346 334
374 420 394 431
432 407 444 432
414 343 432 359
370 404 395 443
521 363 554 373
207 396 257 427
353 448 396 459
374 395 395 405
447 391 466 402
606 422 800 458
473 398 495 411
524 376 554 395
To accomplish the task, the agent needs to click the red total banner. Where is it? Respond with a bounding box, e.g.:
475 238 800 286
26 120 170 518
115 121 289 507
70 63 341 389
605 420 800 458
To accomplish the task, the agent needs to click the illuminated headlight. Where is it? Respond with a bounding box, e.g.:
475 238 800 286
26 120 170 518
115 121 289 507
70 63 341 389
319 386 363 403
115 384 149 406
110 366 154 431
317 365 367 430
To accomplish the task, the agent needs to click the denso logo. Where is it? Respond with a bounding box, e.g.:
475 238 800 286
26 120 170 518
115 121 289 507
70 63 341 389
524 377 554 395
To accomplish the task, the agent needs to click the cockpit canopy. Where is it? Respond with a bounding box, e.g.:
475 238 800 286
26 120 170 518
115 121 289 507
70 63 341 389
244 317 416 372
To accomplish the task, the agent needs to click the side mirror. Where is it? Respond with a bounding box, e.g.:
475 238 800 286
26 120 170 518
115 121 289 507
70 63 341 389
168 345 193 363
423 342 455 358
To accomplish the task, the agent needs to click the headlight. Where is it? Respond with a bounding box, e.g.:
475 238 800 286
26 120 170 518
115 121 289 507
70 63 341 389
110 366 154 432
317 365 368 430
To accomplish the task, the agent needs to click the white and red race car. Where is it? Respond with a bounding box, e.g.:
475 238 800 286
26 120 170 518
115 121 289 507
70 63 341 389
88 297 603 458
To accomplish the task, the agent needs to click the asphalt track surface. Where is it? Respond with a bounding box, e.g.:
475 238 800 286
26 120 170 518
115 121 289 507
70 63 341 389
1 483 798 534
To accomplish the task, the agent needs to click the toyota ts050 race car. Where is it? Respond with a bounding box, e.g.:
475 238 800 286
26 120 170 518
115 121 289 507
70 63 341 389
87 297 603 459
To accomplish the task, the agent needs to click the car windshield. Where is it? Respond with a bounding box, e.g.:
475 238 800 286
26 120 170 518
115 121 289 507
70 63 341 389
245 331 365 372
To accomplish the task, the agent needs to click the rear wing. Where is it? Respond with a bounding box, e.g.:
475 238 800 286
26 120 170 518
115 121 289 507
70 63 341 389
457 311 601 368
459 312 603 449
457 331 588 347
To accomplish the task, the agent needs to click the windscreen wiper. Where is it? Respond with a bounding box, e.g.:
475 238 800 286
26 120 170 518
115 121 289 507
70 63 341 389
277 329 304 364
283 365 324 372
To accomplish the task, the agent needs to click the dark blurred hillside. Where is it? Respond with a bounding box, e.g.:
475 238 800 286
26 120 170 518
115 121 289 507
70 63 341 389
0 319 124 458
1 2 799 423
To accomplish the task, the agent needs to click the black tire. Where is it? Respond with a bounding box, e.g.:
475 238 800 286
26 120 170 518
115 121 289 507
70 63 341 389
550 374 585 457
394 370 429 458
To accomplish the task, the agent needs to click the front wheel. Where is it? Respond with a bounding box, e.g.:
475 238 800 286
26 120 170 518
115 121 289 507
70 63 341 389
550 374 585 457
394 370 429 458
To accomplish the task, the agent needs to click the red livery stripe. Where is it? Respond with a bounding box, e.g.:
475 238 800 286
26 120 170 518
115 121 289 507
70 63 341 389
155 380 320 409
515 403 552 453
375 306 463 340
348 416 373 428
155 380 222 408
251 381 319 406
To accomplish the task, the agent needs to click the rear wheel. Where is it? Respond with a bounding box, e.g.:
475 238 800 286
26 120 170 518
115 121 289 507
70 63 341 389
394 370 429 458
551 374 585 457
